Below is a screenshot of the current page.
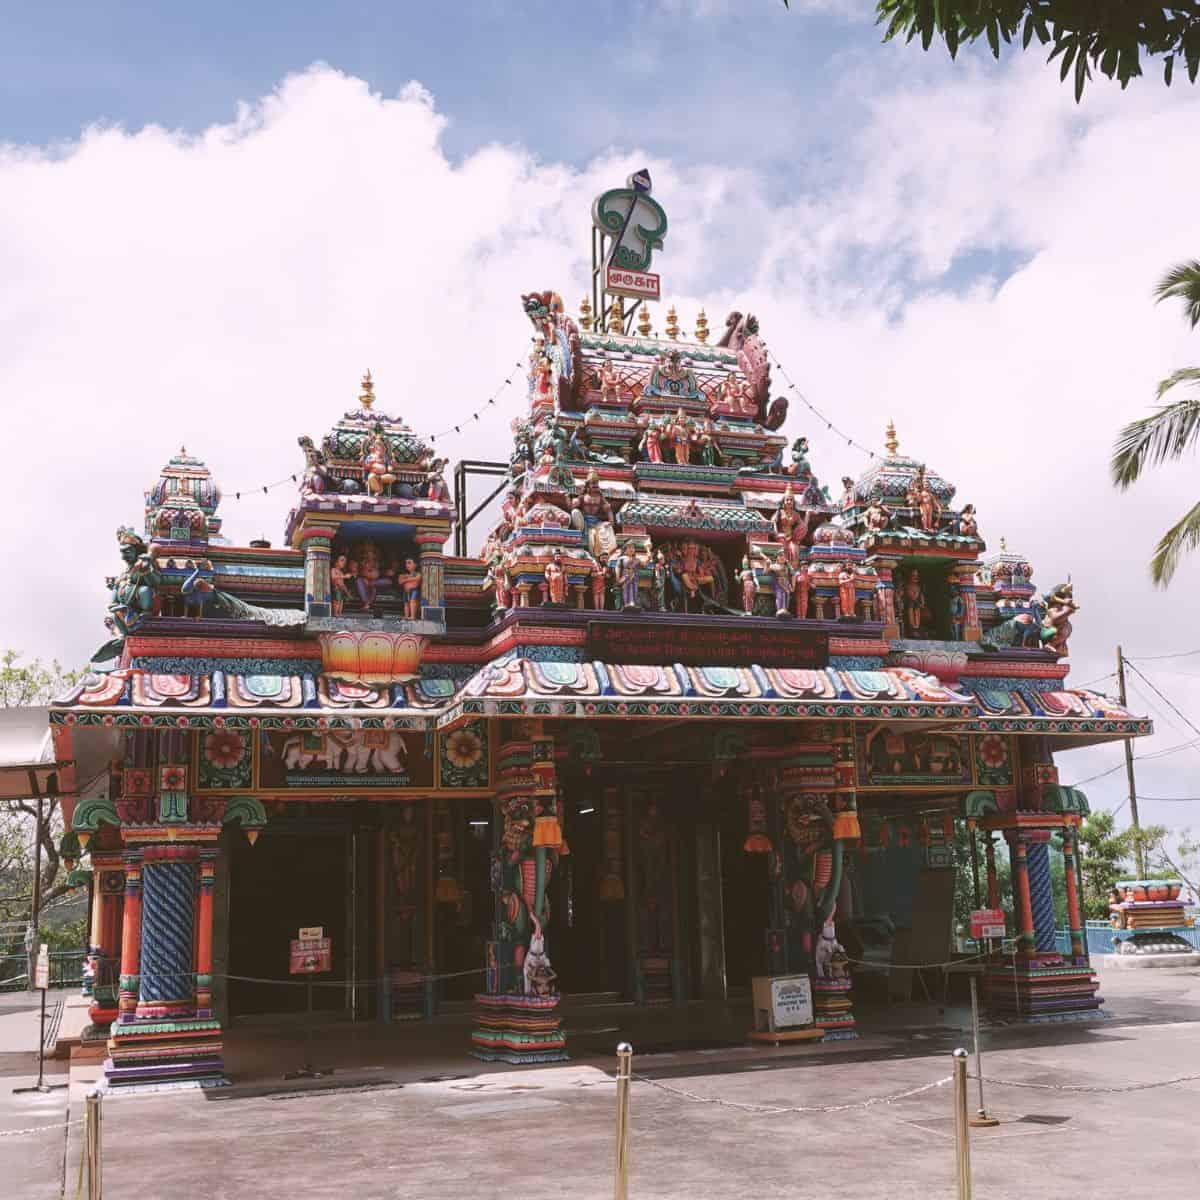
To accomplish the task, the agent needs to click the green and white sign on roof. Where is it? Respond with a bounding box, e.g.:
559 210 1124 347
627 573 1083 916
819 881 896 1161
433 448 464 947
591 169 668 302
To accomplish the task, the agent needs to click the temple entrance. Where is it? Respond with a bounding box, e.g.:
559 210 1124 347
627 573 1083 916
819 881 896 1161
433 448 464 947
227 813 377 1019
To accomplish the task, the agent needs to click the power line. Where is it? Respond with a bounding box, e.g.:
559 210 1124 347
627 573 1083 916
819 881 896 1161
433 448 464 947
1126 647 1200 662
768 351 878 459
227 358 525 501
1125 662 1200 746
1135 795 1200 803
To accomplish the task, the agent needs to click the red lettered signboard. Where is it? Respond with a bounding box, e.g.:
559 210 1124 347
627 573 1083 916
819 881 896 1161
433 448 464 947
970 909 1006 940
588 619 829 669
289 927 332 975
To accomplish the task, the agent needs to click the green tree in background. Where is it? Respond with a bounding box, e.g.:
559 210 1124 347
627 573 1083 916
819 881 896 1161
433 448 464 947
1077 810 1134 920
1130 824 1200 903
1112 261 1200 586
868 2 1200 102
0 651 84 962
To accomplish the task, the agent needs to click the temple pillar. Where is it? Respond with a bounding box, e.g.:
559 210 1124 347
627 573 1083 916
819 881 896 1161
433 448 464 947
1062 828 1084 959
106 730 225 1088
471 722 567 1063
298 526 336 619
1010 838 1037 953
416 532 446 621
985 835 999 909
117 852 142 1021
85 855 124 1034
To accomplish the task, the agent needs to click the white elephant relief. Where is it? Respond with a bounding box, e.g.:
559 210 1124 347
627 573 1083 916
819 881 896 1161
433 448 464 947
276 730 410 774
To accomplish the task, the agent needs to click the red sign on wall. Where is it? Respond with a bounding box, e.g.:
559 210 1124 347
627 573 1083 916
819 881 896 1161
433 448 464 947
289 934 332 975
970 909 1006 940
588 619 829 669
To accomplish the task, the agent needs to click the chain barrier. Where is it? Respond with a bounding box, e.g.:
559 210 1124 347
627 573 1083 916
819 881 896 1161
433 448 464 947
841 949 992 972
0 1117 83 1139
971 1071 1200 1094
631 1071 954 1115
107 964 489 989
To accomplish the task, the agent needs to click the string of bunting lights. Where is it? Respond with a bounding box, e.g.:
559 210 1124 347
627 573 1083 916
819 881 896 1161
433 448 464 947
227 358 526 501
768 350 879 460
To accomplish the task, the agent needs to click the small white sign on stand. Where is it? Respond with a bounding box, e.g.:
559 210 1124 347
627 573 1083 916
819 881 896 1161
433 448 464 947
751 974 816 1039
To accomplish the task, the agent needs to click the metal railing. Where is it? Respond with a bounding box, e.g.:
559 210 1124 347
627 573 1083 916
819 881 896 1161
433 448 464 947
0 950 87 992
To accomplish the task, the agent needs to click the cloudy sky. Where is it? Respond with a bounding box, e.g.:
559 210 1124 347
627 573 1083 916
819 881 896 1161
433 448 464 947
3 2 1198 833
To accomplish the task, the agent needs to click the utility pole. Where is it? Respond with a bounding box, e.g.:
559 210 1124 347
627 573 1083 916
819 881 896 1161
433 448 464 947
1116 645 1145 877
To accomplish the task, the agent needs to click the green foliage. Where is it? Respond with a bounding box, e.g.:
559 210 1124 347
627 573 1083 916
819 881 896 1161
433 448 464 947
1111 260 1200 586
1130 823 1200 903
870 1 1200 102
0 652 85 955
1078 810 1134 920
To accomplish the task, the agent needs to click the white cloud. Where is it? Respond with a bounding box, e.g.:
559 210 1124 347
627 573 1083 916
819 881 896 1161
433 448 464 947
2 60 1198 828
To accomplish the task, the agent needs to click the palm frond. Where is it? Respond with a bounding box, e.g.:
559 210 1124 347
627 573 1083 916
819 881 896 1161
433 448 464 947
1150 500 1200 587
1110 392 1200 489
1154 260 1200 330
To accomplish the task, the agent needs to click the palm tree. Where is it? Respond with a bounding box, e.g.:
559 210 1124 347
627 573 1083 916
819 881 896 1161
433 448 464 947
1111 260 1200 587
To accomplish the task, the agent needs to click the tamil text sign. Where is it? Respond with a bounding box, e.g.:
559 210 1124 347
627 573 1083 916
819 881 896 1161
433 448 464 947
588 619 828 669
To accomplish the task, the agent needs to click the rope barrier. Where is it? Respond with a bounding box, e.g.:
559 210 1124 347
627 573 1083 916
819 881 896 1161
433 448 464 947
971 1071 1200 1094
0 1118 83 1139
632 1072 953 1115
103 964 489 988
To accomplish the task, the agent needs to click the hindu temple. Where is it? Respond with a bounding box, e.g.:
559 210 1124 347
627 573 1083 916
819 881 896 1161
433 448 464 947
46 177 1153 1087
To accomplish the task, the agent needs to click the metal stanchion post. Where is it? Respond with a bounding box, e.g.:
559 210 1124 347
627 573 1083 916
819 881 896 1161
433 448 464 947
86 1090 102 1200
614 1042 633 1200
953 1049 972 1200
968 976 998 1128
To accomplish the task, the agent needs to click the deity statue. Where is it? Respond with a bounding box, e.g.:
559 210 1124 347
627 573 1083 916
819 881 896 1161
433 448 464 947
772 484 807 568
794 561 811 619
1039 581 1079 656
298 436 331 494
355 542 382 609
598 357 621 404
330 554 352 616
676 540 711 612
691 417 719 466
530 334 555 403
863 498 890 533
424 457 450 503
789 437 811 477
901 568 930 638
949 590 966 640
179 559 215 618
839 476 855 511
765 556 793 617
837 566 857 621
905 464 926 512
956 503 979 538
579 469 613 528
488 549 511 613
93 527 162 663
739 556 758 615
396 557 422 620
781 794 845 965
362 427 397 498
917 482 942 533
716 372 741 414
543 551 567 605
638 415 664 463
668 408 692 465
652 551 668 612
614 544 641 610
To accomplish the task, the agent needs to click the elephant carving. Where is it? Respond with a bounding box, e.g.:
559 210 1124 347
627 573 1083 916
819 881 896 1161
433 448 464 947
274 729 409 774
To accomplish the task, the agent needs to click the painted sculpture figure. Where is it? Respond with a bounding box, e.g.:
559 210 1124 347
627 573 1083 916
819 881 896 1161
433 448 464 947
93 527 162 663
396 557 422 619
598 357 621 404
957 503 979 537
330 554 351 616
740 556 757 614
615 544 641 610
773 484 807 568
362 427 397 498
837 566 857 620
1039 581 1078 657
901 568 930 637
544 551 567 605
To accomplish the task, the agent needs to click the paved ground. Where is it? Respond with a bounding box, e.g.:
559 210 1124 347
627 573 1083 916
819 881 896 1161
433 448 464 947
5 968 1200 1199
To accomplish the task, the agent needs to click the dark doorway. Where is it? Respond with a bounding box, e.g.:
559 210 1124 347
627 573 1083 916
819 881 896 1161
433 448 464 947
228 822 350 1017
719 796 769 989
547 787 627 997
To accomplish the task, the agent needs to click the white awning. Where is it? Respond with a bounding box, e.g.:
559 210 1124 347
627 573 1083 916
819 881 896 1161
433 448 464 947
0 706 59 799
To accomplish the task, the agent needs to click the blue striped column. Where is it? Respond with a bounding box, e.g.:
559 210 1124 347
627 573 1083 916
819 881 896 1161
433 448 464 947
1024 841 1057 952
137 859 196 1014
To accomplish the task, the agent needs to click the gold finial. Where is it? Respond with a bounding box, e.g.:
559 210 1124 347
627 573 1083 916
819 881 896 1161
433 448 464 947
666 304 680 340
884 419 898 456
606 298 623 334
579 295 593 332
695 308 709 344
359 370 376 411
638 302 652 338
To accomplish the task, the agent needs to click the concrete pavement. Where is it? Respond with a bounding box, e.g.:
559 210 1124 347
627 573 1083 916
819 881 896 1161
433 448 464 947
8 969 1200 1199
